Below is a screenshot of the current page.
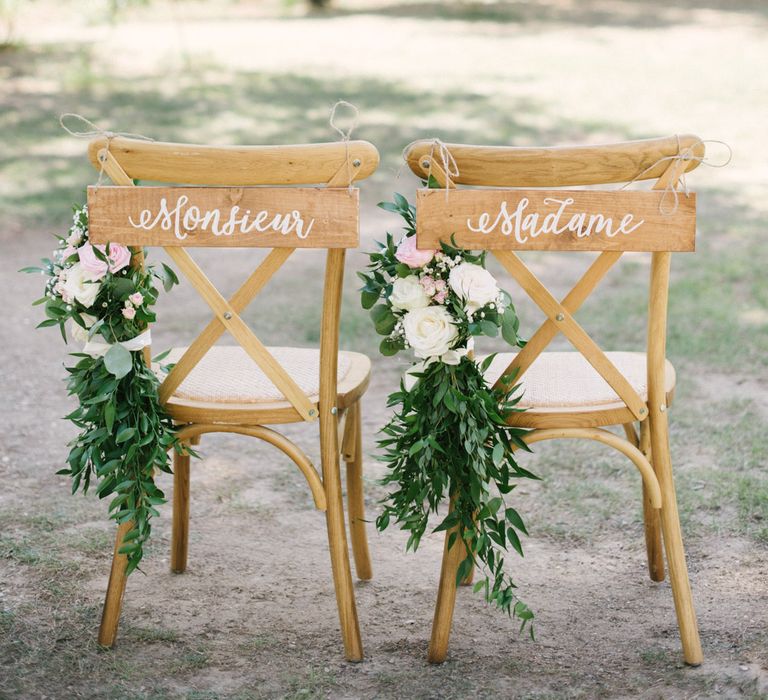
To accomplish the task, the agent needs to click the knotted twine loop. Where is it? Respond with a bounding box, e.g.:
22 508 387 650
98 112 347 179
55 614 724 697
400 137 460 200
620 136 732 215
59 113 154 185
328 100 359 192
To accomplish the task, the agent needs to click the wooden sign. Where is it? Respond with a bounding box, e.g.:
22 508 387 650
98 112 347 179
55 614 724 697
416 189 696 252
87 186 359 248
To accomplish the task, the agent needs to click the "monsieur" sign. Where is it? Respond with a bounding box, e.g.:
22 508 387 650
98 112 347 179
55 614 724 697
87 186 359 248
416 188 696 252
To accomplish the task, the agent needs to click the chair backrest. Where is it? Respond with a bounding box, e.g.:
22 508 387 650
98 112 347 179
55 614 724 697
405 135 705 420
87 136 379 422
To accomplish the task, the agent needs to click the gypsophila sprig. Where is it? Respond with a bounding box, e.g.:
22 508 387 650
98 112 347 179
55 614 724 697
22 200 184 575
360 190 537 632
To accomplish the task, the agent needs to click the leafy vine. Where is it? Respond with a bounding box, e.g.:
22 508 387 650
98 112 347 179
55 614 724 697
24 202 183 575
360 192 538 629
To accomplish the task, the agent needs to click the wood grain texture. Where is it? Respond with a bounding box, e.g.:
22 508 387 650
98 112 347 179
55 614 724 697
170 450 190 574
494 250 647 420
428 495 468 664
416 188 696 252
647 251 702 665
98 520 133 647
88 186 359 248
164 247 316 421
405 134 704 187
343 401 373 581
159 248 293 404
639 419 665 582
89 138 379 185
318 249 364 661
492 251 622 392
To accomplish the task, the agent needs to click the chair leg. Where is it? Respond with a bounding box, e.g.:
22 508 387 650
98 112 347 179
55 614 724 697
171 447 191 574
639 420 665 582
321 413 364 661
649 408 703 666
343 402 373 581
98 520 133 647
428 496 465 664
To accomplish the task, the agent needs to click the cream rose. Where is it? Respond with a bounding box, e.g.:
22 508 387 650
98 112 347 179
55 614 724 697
403 306 458 360
69 313 98 344
62 263 101 308
389 275 430 311
448 262 499 313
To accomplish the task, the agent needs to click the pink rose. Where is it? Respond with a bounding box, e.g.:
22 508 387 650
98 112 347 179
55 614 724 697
122 306 136 320
78 243 132 281
395 236 435 269
419 275 436 296
108 243 132 274
129 292 144 306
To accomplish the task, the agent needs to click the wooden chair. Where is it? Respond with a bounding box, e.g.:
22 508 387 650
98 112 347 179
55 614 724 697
88 136 379 661
405 135 705 665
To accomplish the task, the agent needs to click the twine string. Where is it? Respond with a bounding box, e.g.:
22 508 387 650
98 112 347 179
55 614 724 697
328 100 359 191
620 136 732 215
59 113 154 185
400 137 460 200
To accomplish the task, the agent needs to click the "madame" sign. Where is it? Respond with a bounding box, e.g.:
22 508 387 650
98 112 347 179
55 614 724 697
87 186 359 248
416 189 696 252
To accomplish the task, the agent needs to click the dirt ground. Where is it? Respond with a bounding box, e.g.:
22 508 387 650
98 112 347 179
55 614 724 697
1 1 767 699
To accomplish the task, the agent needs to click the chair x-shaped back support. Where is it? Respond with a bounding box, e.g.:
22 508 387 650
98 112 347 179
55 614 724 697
422 150 692 423
96 146 358 423
89 137 379 662
408 136 705 667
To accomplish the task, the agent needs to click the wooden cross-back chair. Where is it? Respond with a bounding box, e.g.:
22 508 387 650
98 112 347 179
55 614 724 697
405 135 705 665
88 136 379 661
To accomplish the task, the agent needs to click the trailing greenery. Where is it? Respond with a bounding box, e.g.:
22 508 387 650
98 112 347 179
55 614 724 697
23 201 183 575
360 191 537 630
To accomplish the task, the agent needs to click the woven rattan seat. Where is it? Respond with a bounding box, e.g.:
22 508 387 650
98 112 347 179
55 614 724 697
156 346 362 403
483 351 675 409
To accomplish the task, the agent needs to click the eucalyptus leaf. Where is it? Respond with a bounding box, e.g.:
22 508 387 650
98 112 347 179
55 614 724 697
104 344 133 379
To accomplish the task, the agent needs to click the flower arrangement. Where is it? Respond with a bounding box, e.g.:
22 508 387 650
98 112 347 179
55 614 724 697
23 202 182 575
360 192 537 627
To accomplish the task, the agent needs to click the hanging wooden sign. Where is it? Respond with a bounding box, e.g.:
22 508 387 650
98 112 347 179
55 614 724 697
416 188 696 252
87 186 359 248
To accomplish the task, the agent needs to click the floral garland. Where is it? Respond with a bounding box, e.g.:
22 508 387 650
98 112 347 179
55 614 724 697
23 202 182 575
360 192 537 628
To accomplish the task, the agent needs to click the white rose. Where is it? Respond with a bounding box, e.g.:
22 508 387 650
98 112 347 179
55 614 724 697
62 263 101 308
448 262 499 312
403 306 459 360
441 338 474 366
389 275 430 311
69 313 98 344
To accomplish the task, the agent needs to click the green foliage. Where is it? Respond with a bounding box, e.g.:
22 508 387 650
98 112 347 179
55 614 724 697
60 350 178 574
362 193 535 629
25 201 183 574
377 358 536 628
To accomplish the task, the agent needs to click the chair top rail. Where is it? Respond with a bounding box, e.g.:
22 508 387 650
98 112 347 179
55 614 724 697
405 134 704 187
88 137 380 186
